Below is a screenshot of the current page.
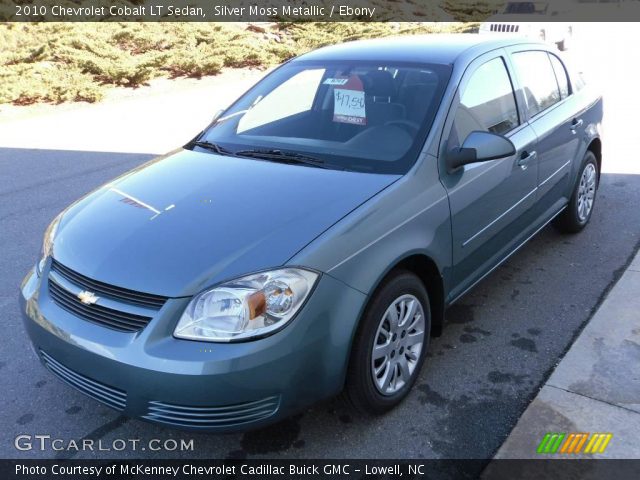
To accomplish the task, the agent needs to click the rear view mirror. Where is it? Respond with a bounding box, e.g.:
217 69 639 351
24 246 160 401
211 109 224 124
447 131 516 173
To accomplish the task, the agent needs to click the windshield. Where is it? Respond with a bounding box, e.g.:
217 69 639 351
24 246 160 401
193 60 451 174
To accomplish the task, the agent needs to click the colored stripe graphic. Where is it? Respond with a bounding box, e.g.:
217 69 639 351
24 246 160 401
537 433 566 454
537 433 552 454
545 433 558 453
550 433 565 453
584 433 613 454
598 434 613 453
567 433 583 453
538 433 612 455
560 433 575 453
574 433 589 453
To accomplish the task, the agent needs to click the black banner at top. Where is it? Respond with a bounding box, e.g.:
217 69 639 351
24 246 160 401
2 0 640 22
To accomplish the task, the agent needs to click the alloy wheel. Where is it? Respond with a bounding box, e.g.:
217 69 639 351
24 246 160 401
577 163 597 222
371 294 426 395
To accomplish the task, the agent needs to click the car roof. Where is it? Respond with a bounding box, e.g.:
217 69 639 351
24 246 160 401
294 34 545 66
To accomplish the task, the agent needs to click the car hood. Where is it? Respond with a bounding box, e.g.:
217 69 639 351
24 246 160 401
53 149 399 297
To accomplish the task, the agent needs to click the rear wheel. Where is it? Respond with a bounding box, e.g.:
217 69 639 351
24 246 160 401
344 271 431 414
554 151 599 233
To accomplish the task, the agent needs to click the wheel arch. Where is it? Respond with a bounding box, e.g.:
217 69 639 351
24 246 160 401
392 255 445 337
355 253 446 340
587 137 602 181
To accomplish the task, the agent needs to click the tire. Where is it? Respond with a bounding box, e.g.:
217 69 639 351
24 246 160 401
343 271 431 414
553 151 599 233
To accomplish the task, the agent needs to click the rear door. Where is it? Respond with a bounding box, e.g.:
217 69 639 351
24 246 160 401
508 49 583 213
439 51 539 301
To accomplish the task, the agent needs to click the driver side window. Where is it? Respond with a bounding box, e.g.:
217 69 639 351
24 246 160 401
449 57 519 149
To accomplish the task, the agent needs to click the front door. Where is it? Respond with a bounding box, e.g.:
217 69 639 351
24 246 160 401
439 52 539 301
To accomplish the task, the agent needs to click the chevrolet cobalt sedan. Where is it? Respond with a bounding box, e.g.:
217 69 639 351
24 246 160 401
21 35 603 431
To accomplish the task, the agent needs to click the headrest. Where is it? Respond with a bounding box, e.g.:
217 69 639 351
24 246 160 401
363 70 397 97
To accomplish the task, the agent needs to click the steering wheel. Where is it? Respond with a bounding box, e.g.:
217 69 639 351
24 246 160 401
384 120 420 137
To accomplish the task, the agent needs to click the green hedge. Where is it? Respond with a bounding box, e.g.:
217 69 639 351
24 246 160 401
0 22 475 105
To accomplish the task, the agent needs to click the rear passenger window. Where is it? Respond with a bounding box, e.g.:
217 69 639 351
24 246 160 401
549 54 570 100
512 51 561 117
449 57 519 147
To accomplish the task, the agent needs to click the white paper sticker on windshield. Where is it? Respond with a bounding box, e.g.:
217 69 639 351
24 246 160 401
323 78 349 85
333 76 366 126
334 89 366 125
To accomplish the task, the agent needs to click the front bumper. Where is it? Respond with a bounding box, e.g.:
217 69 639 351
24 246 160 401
20 264 366 432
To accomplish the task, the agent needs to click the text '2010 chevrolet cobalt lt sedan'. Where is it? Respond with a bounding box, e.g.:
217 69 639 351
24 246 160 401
21 35 603 431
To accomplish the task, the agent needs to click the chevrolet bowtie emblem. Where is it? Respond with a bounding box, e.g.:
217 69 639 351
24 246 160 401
77 291 99 305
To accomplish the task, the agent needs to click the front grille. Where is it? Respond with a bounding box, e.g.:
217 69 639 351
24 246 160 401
143 397 280 429
49 279 152 332
40 350 127 411
51 259 168 309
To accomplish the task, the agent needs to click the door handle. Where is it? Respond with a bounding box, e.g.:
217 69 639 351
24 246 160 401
570 118 584 133
517 150 537 169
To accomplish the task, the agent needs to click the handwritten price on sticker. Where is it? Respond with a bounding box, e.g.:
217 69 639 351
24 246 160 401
335 90 365 110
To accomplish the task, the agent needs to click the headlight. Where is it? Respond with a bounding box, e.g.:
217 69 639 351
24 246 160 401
174 268 319 342
37 214 61 275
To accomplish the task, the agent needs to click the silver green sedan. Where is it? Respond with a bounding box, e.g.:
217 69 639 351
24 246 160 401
20 35 603 431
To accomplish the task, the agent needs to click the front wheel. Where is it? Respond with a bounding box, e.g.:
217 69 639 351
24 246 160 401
343 271 430 414
554 151 599 233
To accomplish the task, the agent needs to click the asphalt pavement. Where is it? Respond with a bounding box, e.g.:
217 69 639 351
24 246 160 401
1 25 639 460
493 249 640 460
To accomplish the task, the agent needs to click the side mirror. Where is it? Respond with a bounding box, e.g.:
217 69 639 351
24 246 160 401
447 131 516 173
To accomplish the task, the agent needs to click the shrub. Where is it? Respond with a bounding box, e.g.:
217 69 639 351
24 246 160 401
0 21 473 105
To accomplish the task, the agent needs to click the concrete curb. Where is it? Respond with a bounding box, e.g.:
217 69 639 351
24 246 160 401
491 250 640 459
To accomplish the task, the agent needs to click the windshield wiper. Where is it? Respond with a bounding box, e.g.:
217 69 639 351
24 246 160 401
191 140 235 156
234 149 333 169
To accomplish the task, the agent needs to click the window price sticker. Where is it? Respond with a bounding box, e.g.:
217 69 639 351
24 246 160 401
332 76 367 125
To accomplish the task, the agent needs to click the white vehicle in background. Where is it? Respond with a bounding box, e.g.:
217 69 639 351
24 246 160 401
478 1 573 51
